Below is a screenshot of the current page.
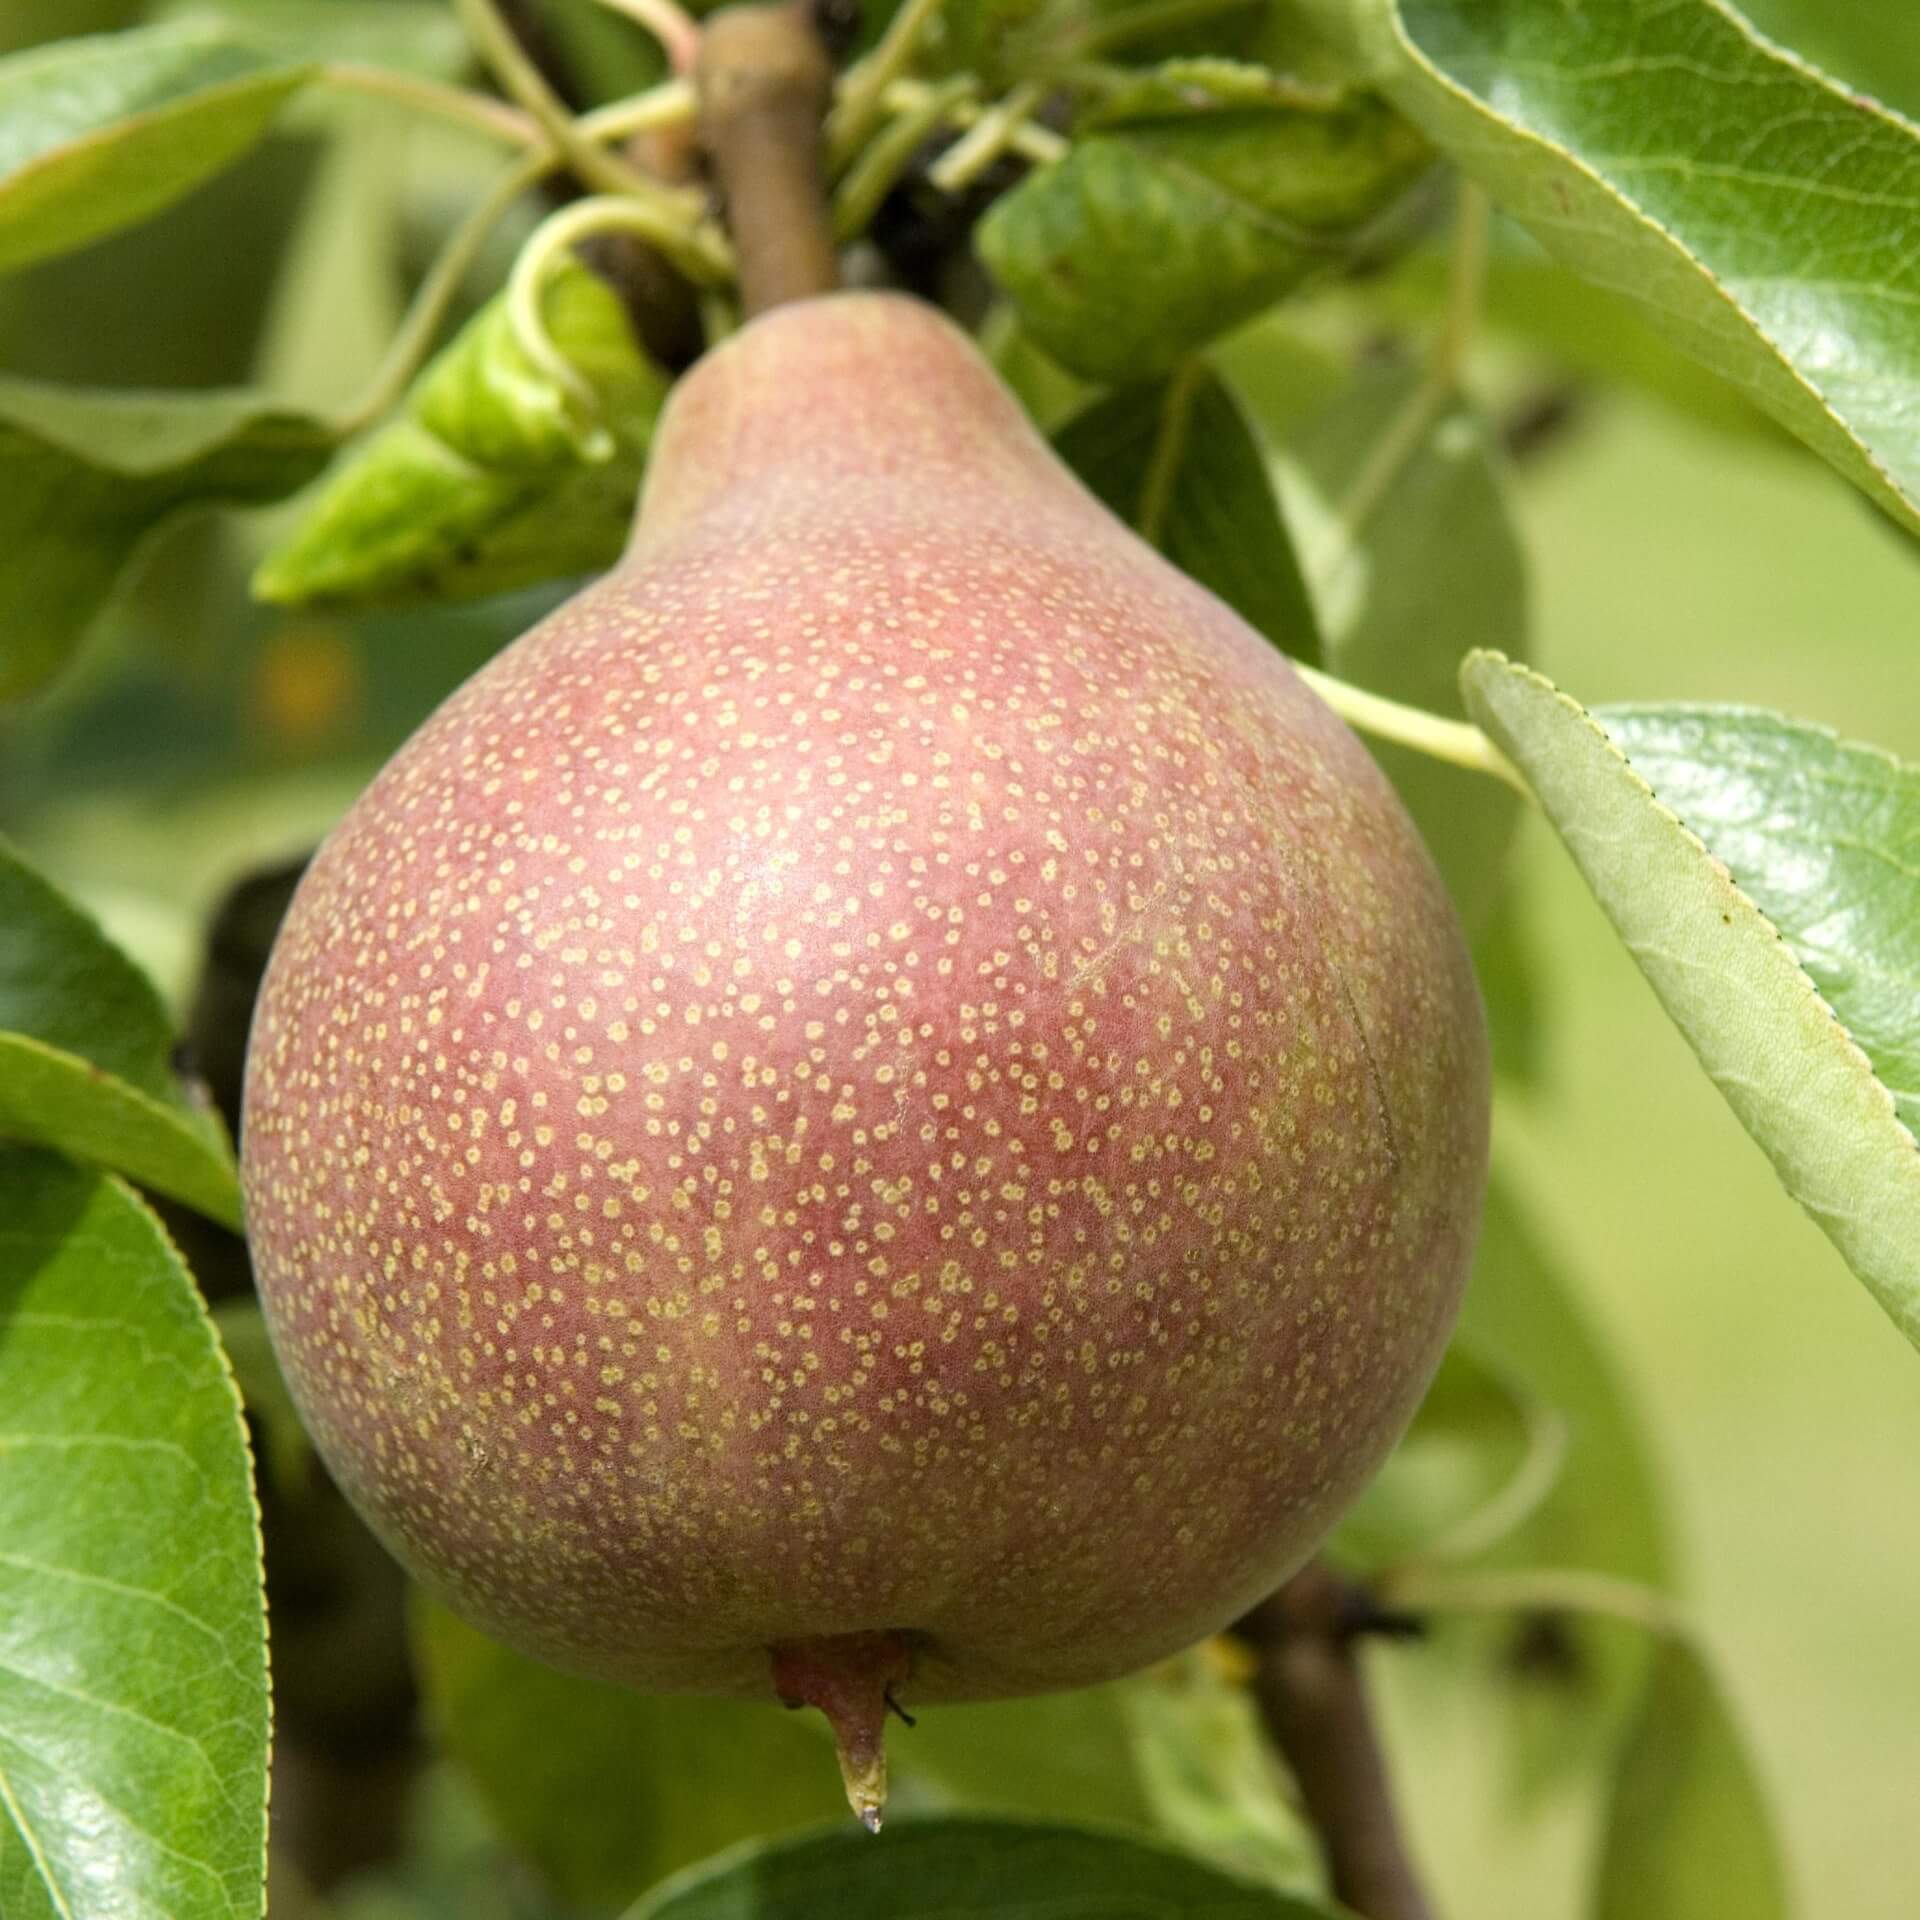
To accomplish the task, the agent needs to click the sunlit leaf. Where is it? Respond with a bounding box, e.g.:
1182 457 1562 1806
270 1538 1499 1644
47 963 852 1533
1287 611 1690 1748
0 1148 266 1920
1462 654 1920 1352
0 21 311 274
1598 705 1920 1140
254 260 665 610
0 835 241 1226
1302 0 1920 538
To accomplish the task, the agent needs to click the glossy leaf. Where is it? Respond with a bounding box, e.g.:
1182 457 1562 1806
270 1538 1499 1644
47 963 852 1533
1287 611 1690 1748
255 260 666 610
1598 705 1920 1141
0 21 311 274
0 375 332 700
977 76 1429 381
1278 364 1529 931
1054 367 1320 664
0 1148 267 1920
1302 0 1920 539
0 835 241 1227
1595 1639 1788 1919
624 1817 1342 1919
1462 654 1920 1352
414 1600 845 1910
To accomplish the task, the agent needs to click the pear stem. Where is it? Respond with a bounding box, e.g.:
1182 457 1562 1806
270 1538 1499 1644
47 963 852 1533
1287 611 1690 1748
1239 1565 1435 1920
1293 663 1529 795
698 4 841 315
771 1632 916 1831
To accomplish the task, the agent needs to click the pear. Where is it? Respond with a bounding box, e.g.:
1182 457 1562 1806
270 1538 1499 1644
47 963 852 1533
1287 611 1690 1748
241 291 1489 1827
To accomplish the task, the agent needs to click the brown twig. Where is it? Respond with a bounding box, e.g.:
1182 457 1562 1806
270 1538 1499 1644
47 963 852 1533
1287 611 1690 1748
696 2 840 314
1236 1563 1436 1920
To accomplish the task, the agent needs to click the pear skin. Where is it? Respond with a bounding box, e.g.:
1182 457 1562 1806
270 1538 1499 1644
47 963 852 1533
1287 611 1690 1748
242 292 1489 1822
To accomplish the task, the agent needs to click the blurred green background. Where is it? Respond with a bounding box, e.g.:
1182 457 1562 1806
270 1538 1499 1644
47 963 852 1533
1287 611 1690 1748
3 3 1919 1916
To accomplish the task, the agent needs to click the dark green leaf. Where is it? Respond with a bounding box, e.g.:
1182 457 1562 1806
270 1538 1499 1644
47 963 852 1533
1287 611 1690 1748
255 260 666 611
1302 0 1920 539
1595 1639 1788 1919
623 1817 1342 1918
977 80 1429 381
1598 706 1920 1141
1278 363 1529 931
1462 653 1920 1353
1054 368 1320 664
0 1148 267 1920
0 22 312 274
414 1600 846 1910
0 376 333 700
0 835 241 1226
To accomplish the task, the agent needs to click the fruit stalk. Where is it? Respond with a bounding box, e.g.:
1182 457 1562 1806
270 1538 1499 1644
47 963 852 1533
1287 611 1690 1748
1239 1567 1435 1920
697 2 841 313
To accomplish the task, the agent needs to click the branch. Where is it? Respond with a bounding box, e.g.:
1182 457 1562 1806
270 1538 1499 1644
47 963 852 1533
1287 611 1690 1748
1237 1564 1436 1920
697 3 840 314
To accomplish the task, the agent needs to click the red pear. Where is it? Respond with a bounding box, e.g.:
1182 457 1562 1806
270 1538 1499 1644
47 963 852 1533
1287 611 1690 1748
241 291 1489 1825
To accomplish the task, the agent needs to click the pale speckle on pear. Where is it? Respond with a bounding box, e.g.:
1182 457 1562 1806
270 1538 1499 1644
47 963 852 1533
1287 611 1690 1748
241 291 1489 1817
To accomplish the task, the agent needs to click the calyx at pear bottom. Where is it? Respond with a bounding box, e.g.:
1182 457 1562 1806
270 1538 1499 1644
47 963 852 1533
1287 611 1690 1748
241 290 1490 1826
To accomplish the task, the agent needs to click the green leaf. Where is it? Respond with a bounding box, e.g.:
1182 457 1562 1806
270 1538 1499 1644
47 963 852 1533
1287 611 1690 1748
1437 1171 1669 1797
1329 1335 1562 1575
0 835 242 1227
414 1600 846 1910
1595 1639 1788 1919
1461 654 1920 1354
624 1817 1342 1919
0 1147 267 1920
1736 0 1920 121
1300 0 1920 540
0 376 333 700
1461 1175 1668 1590
1597 706 1920 1141
894 1683 1158 1829
1120 1654 1322 1898
1276 363 1529 932
255 259 666 610
0 21 312 274
1053 366 1320 664
155 0 471 77
977 77 1429 381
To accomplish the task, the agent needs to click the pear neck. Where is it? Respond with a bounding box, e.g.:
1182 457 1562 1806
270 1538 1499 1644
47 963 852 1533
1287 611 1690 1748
631 292 1057 547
